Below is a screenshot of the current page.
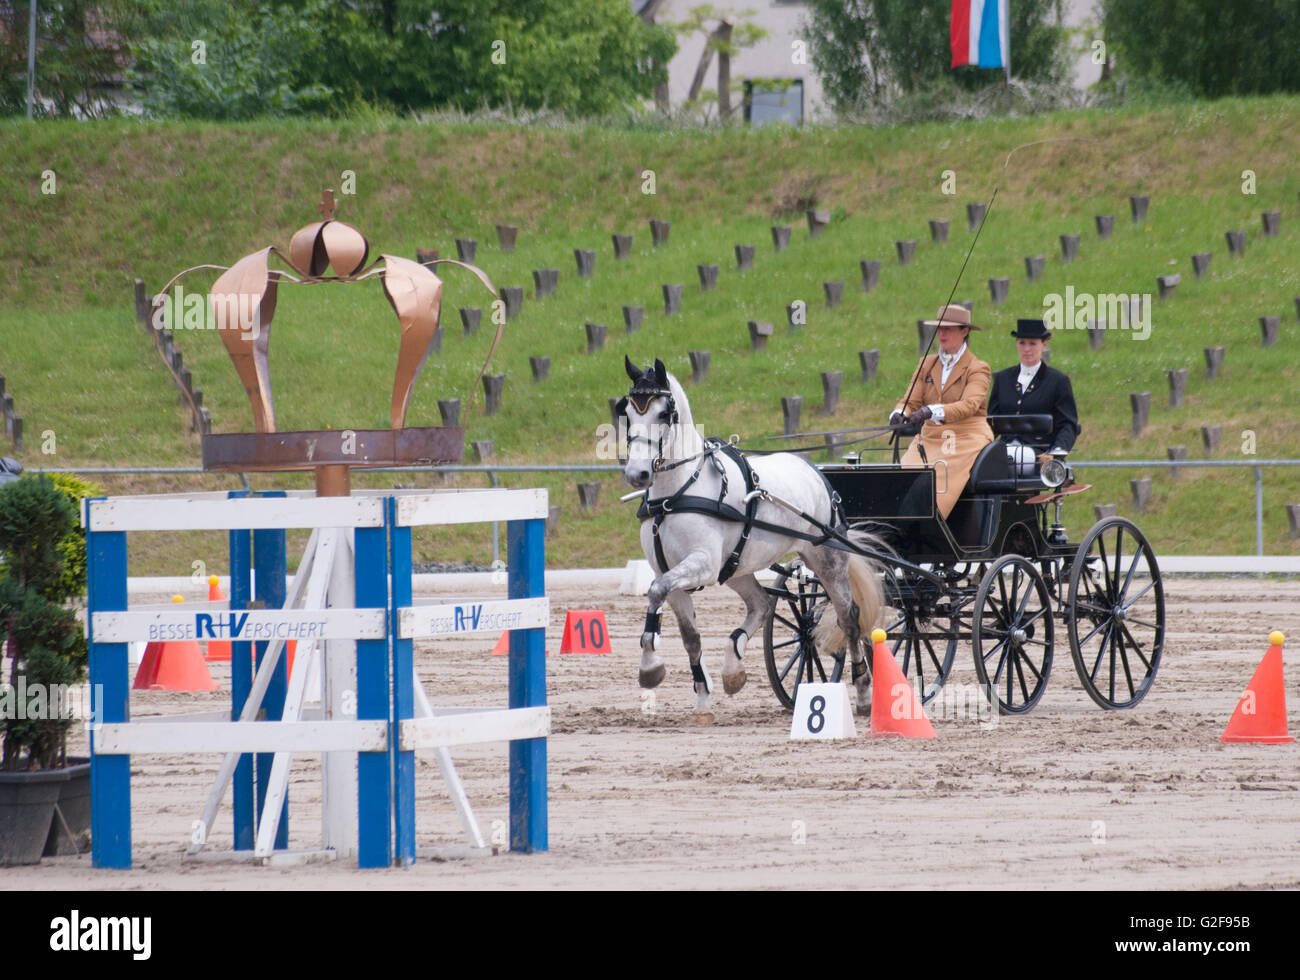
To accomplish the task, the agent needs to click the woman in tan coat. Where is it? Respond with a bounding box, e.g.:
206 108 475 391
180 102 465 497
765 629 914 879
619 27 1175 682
889 305 995 519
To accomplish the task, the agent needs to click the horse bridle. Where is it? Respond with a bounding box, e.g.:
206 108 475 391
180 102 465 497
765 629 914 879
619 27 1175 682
616 377 685 472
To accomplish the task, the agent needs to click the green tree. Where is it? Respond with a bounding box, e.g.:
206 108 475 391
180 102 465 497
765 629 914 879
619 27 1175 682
128 0 336 120
392 0 675 117
0 476 87 770
0 0 138 117
1102 0 1300 97
804 0 1067 112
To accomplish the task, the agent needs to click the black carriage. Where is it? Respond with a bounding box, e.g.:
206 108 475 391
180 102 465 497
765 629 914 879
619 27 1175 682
762 415 1165 715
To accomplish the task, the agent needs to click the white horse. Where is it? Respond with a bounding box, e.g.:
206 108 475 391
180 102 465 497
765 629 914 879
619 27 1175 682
617 357 886 722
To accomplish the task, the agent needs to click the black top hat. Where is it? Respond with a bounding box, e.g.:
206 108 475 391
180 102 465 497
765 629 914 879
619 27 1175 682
1010 318 1051 340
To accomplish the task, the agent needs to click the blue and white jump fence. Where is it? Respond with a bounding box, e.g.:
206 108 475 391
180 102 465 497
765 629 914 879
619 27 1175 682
85 487 549 869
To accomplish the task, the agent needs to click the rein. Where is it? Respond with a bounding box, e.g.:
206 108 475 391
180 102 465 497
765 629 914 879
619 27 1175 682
893 136 1098 454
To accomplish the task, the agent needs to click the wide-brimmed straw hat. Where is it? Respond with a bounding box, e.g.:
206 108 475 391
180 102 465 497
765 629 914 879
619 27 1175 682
921 304 981 330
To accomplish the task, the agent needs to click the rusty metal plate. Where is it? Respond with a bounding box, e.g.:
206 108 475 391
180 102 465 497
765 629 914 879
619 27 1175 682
202 426 465 472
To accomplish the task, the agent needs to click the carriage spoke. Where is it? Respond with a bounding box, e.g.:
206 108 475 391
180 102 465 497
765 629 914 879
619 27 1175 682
770 637 802 650
773 613 800 632
1013 648 1030 704
1081 565 1110 606
990 641 1011 685
1117 622 1155 673
777 646 801 682
1108 621 1119 702
1072 600 1111 616
1013 577 1037 624
1088 621 1114 682
1078 616 1110 648
922 635 944 676
1021 606 1049 628
893 636 911 674
1120 545 1144 599
1122 615 1161 631
1117 632 1137 698
1110 527 1126 597
1119 579 1157 608
1016 648 1043 682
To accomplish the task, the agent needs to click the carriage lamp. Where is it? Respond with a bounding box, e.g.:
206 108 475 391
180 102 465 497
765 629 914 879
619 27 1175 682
1039 455 1069 489
1041 455 1072 545
842 451 861 466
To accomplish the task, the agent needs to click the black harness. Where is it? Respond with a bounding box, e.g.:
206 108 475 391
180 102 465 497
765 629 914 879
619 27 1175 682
636 439 846 585
618 364 846 586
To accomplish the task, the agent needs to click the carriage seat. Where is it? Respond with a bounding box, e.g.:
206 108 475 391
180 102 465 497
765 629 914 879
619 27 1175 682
988 413 1053 443
965 414 1055 494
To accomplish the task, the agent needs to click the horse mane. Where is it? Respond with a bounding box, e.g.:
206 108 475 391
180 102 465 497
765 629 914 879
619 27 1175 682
663 371 692 428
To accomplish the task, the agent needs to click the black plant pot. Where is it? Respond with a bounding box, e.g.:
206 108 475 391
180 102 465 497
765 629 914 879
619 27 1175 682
44 757 91 856
0 768 62 866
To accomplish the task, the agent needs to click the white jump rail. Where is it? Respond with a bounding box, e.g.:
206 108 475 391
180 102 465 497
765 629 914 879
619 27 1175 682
87 487 551 870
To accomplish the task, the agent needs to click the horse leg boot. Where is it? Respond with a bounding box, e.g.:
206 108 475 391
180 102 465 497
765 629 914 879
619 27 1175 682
722 574 775 695
665 590 714 722
640 551 717 691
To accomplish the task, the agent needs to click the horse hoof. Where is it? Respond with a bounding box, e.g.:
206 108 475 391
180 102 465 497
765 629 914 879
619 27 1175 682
691 712 715 726
638 664 666 689
722 670 747 695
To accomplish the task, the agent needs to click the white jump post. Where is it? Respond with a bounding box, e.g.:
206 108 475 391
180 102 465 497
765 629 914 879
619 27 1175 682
85 487 549 869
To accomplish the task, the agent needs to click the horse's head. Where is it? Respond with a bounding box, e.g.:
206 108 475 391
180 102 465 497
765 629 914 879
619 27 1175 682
617 355 683 489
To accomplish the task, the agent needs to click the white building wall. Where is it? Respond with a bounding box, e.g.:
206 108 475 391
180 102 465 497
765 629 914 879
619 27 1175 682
651 0 1105 122
655 1 826 118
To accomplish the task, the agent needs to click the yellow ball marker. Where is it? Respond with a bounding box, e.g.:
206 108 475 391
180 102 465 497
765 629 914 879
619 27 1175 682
1268 630 1284 646
871 628 887 644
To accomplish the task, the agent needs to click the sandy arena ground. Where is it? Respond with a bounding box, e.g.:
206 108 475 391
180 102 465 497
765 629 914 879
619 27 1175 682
5 576 1299 890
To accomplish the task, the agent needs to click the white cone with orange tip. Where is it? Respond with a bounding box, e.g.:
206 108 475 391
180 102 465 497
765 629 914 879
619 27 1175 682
869 628 936 739
1221 631 1293 744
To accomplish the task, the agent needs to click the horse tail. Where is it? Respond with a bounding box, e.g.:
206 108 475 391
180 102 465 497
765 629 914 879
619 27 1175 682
810 527 892 653
844 525 891 639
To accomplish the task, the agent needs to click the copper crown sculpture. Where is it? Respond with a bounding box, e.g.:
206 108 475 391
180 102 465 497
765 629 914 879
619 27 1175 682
155 191 500 492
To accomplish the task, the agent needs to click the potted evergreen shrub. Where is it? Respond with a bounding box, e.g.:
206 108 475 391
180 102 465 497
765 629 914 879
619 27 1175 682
0 474 95 864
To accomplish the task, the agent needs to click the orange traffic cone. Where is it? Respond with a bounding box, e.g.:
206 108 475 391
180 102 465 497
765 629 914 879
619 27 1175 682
1221 631 1293 744
869 628 936 739
133 596 219 692
490 631 548 656
205 575 232 662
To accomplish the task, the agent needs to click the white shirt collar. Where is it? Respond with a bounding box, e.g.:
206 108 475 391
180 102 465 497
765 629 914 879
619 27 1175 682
1018 360 1043 385
939 343 967 369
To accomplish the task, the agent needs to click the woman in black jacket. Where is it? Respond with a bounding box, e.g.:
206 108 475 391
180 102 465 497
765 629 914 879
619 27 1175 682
987 318 1081 456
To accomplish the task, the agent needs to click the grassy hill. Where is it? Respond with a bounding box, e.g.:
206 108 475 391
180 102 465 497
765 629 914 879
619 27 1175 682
2 97 1298 572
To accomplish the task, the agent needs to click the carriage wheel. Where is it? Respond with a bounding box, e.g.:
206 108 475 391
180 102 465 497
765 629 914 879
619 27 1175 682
972 555 1054 715
763 563 838 710
1065 517 1165 709
880 574 957 705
